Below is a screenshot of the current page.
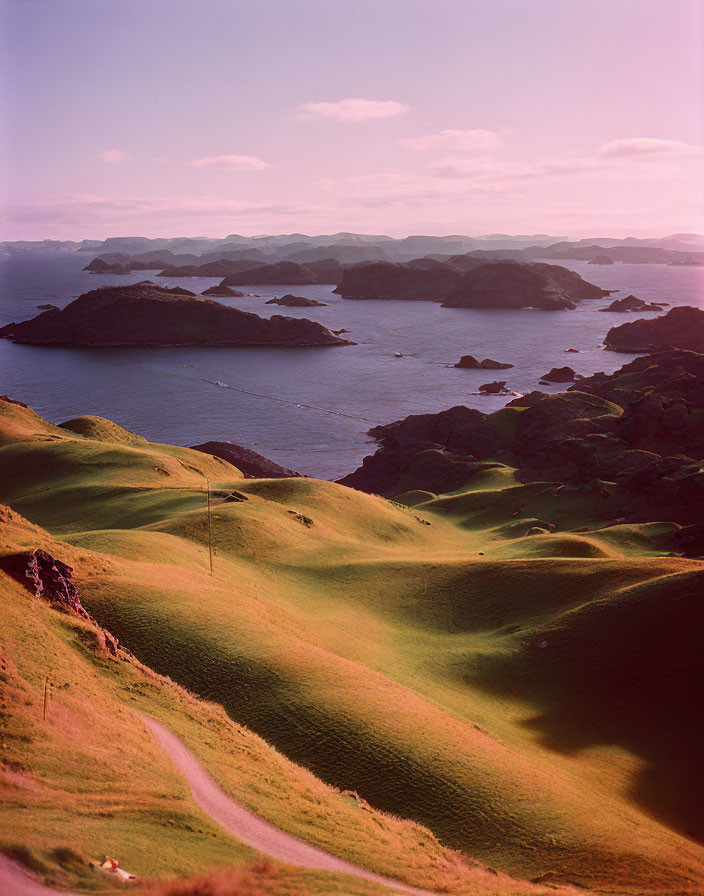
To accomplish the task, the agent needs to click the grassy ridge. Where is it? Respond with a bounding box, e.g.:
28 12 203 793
1 396 703 894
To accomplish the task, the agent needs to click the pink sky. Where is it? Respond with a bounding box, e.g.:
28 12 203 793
2 0 703 240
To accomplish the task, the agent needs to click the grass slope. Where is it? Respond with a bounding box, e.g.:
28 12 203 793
1 396 703 895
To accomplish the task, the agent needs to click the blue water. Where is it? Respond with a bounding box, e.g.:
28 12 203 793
1 253 702 479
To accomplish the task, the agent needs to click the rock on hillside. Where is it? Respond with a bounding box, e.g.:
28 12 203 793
190 441 302 478
604 306 704 352
0 282 352 347
443 262 610 310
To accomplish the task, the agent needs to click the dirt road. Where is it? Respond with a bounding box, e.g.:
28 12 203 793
142 716 436 896
1 716 436 896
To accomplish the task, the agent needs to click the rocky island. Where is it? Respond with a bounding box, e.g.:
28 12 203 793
455 355 513 369
442 262 611 310
335 259 610 309
600 294 665 313
0 282 352 347
266 294 328 307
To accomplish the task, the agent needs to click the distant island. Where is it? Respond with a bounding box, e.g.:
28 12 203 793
0 282 351 347
335 259 610 309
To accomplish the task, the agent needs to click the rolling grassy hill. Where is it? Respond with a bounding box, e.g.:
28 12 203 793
1 396 702 895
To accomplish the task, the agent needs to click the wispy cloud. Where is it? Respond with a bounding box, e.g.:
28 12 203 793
400 129 502 152
599 137 702 159
296 98 408 123
190 154 271 170
97 149 129 163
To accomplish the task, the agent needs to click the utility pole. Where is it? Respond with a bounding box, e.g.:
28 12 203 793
206 477 213 575
42 676 49 721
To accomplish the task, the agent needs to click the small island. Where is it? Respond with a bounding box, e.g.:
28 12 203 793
0 282 352 348
600 294 664 313
265 294 328 307
455 355 513 369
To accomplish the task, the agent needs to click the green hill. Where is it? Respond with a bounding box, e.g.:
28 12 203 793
1 395 703 895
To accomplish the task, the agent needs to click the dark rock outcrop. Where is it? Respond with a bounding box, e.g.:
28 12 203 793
600 295 664 313
604 306 704 352
1 549 120 655
0 282 352 347
190 441 302 479
37 303 59 311
442 262 610 310
541 366 577 383
265 294 327 307
455 355 513 370
479 381 510 393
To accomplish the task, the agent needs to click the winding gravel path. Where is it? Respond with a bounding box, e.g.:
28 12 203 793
1 717 436 896
142 716 436 895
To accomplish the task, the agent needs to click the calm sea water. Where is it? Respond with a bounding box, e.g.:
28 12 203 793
1 253 702 479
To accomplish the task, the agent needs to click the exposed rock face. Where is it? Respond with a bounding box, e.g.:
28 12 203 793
600 294 664 313
333 260 465 300
589 255 614 265
265 294 327 307
201 285 245 297
455 355 513 369
190 441 302 479
0 282 352 348
604 306 704 352
1 549 119 655
443 262 610 310
541 366 577 382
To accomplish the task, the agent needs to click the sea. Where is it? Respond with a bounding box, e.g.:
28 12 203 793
1 253 702 480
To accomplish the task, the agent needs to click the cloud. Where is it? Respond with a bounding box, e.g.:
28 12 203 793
190 154 271 170
400 129 502 152
599 137 702 159
296 98 407 123
429 157 531 180
97 149 129 163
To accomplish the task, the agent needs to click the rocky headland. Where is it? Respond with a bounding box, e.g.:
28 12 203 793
191 441 302 478
604 305 704 352
339 349 704 549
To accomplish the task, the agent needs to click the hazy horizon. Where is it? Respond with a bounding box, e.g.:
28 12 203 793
2 0 703 240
